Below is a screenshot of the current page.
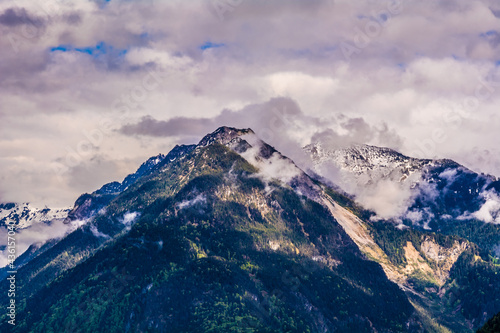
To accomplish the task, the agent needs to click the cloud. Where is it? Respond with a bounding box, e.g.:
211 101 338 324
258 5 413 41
310 118 403 150
177 194 206 209
0 7 44 27
439 168 458 181
0 219 86 267
119 211 140 230
470 190 500 224
90 224 110 239
493 244 500 257
355 179 416 221
1 0 500 208
118 97 402 174
239 133 302 185
120 115 215 138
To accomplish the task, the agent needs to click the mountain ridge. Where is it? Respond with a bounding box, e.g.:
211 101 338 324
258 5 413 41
0 202 69 229
1 126 422 332
1 127 499 332
305 142 500 228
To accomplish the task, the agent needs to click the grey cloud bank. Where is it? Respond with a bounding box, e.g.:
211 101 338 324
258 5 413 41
1 0 500 207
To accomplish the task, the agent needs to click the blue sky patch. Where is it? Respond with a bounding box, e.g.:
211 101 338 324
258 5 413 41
50 45 71 52
480 30 498 38
50 42 128 58
200 41 225 50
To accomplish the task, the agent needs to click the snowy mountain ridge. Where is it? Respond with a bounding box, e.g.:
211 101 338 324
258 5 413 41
304 142 460 184
0 203 70 229
304 142 500 228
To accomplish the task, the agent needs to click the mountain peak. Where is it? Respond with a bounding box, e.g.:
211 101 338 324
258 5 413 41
198 126 254 147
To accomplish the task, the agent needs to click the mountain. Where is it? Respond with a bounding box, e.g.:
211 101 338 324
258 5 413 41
0 202 69 229
1 127 499 332
95 153 168 195
0 203 70 272
305 143 500 254
66 145 196 223
304 142 499 224
0 146 193 274
304 142 500 330
0 127 421 333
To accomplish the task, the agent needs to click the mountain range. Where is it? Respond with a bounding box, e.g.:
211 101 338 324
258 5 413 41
1 126 499 332
306 142 500 254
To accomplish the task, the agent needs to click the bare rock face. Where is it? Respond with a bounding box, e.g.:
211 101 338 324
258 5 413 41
420 238 469 285
198 126 254 147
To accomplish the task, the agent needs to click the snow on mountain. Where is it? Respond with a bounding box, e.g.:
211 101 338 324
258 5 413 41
304 142 500 228
0 203 73 268
305 142 434 185
0 202 70 229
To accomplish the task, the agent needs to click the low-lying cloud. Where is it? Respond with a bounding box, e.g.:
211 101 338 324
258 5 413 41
177 195 206 210
240 133 302 185
119 211 140 231
470 190 500 224
0 219 86 267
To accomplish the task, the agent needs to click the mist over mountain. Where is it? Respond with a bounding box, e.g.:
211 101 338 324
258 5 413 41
305 142 500 225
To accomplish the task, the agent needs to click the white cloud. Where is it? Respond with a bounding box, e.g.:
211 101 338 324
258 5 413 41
471 190 500 223
1 0 500 208
355 179 415 221
120 211 140 230
493 244 500 257
177 194 206 209
240 133 302 184
90 224 110 239
0 218 87 267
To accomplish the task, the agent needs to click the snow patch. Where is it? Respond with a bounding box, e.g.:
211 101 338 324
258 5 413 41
0 203 70 229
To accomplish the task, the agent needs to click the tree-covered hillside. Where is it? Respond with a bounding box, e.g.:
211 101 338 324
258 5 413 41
0 139 419 333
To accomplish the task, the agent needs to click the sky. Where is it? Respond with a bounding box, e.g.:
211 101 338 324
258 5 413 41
1 0 500 208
